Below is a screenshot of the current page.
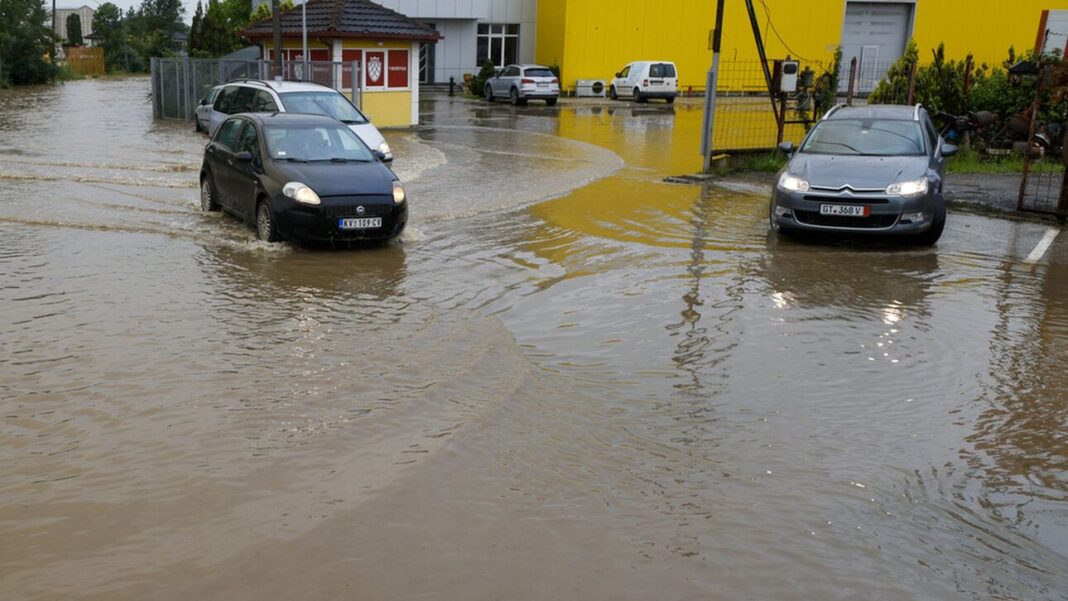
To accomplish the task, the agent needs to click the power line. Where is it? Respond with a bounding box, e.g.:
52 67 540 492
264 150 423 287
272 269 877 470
757 0 809 62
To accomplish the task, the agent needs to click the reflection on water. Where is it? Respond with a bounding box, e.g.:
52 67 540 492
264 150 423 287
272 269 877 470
2 80 1068 600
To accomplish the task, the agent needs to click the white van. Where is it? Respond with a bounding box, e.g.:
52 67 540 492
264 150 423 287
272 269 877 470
609 61 678 104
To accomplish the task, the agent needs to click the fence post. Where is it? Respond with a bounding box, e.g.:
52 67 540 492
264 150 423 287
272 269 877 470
150 58 158 119
906 61 918 105
846 57 857 106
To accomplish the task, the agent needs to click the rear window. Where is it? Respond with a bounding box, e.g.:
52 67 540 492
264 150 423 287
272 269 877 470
524 68 554 78
650 63 676 78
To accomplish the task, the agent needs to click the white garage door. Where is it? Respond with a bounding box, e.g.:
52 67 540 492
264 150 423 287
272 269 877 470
838 2 913 93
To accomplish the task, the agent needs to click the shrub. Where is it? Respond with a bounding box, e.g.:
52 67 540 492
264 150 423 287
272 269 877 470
470 60 497 97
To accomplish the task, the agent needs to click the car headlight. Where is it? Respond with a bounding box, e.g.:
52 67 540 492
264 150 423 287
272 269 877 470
378 141 392 156
282 182 321 206
392 181 406 204
886 178 928 196
778 173 810 193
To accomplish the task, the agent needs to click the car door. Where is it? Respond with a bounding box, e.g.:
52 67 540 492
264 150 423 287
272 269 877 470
206 117 245 211
229 120 263 222
613 64 631 95
209 85 237 134
627 63 643 96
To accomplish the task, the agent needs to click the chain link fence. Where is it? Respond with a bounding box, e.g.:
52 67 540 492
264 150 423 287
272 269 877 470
151 58 363 121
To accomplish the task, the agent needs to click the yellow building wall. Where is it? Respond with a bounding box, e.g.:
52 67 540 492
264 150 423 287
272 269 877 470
539 0 1068 90
352 91 413 128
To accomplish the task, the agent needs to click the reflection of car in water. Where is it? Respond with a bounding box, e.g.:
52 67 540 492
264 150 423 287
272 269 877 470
762 232 940 317
770 104 957 246
205 80 392 162
200 113 408 246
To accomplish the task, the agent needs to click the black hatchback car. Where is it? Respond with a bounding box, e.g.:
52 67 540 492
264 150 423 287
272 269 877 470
199 113 407 244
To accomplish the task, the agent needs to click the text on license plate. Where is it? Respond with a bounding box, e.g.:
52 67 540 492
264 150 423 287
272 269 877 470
537 82 549 87
338 217 382 230
820 204 870 217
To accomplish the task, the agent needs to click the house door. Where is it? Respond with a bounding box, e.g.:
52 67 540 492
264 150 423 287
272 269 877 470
420 22 436 84
838 2 913 93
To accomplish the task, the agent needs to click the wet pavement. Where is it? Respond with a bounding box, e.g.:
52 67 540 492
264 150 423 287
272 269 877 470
2 78 1068 600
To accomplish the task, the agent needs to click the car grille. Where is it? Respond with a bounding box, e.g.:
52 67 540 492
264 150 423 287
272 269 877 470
323 203 393 218
803 195 890 204
794 210 898 229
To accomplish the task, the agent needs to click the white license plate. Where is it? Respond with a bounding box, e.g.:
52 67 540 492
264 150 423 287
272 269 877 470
537 82 549 87
820 204 870 217
338 217 382 230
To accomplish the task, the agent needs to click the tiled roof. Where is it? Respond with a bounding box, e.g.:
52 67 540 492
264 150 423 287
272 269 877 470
243 0 440 41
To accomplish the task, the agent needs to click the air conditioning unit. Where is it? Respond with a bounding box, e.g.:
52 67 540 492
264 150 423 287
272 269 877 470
575 79 606 97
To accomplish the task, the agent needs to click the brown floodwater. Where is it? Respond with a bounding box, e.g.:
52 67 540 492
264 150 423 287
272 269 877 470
2 78 1067 600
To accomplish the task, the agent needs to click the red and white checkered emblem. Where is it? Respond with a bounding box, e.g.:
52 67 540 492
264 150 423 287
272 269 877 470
368 56 383 84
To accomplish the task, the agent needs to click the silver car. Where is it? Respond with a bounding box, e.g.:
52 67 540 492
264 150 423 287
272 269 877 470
769 104 957 245
204 80 393 162
194 85 223 133
484 64 559 106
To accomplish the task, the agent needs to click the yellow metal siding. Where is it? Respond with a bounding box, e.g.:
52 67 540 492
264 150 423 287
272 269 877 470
539 0 1068 90
352 90 413 128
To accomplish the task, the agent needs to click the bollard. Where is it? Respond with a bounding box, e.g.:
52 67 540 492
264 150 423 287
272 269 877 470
449 76 455 96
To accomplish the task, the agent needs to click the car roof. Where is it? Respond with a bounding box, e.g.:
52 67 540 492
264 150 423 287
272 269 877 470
825 104 921 121
225 79 336 94
512 64 551 69
235 112 343 127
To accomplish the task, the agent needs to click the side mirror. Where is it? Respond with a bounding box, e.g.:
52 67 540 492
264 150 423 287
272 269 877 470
615 72 622 78
199 98 208 106
941 143 958 157
777 141 795 155
234 151 253 162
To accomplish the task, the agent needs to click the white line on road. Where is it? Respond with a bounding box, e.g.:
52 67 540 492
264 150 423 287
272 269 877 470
1024 227 1061 264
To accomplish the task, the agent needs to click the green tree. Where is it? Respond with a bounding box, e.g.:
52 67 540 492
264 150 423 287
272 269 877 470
92 2 128 71
251 0 293 23
188 0 204 55
0 0 59 85
66 13 83 46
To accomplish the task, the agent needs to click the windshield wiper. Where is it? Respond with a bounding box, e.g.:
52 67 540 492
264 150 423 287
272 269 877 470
339 119 367 125
277 156 307 162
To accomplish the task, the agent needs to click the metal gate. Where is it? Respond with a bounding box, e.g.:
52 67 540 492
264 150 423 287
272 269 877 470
151 58 363 121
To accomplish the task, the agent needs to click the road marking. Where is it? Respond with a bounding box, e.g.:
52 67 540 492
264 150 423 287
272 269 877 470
1024 227 1061 264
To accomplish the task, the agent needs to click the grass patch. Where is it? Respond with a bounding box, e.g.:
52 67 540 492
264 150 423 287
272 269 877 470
721 152 787 173
947 150 1060 174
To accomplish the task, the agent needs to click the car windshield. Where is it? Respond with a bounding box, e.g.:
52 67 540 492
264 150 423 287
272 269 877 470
264 124 375 162
801 118 926 156
277 92 368 124
524 68 554 78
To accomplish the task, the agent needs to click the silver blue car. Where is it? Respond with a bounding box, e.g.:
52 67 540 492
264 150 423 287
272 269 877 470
769 104 957 245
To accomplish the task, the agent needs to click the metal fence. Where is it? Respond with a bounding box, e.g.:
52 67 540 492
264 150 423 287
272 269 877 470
150 58 363 121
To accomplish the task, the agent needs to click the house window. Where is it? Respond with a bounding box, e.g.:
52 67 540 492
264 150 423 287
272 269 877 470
476 23 519 67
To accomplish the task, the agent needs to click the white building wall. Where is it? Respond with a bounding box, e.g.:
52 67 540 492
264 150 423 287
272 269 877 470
371 0 536 83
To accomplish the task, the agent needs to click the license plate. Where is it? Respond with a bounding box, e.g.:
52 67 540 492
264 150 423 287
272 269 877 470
820 204 870 217
338 217 382 230
537 82 549 87
650 80 664 85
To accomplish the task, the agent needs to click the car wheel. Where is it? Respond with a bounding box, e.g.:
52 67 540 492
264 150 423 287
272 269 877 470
200 174 220 212
195 118 203 133
256 199 281 242
609 85 618 100
913 196 947 246
634 87 646 103
485 84 494 102
546 98 558 107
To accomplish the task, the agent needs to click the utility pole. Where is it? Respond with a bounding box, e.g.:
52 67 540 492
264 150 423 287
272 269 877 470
302 0 307 79
272 0 282 78
51 0 57 64
701 0 726 173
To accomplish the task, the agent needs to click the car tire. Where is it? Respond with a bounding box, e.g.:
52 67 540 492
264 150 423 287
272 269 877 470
609 85 618 100
195 118 203 133
200 174 220 212
485 84 494 102
634 87 646 103
510 88 526 106
256 199 281 242
913 196 947 246
546 98 558 107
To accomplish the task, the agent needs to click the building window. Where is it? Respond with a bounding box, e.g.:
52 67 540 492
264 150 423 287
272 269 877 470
476 23 519 67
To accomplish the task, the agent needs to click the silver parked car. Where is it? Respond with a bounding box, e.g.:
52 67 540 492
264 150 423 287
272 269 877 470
484 64 559 106
195 85 223 133
769 104 957 245
203 80 392 162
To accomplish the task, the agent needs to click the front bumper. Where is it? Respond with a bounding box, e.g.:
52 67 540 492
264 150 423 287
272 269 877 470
275 195 407 243
770 187 936 235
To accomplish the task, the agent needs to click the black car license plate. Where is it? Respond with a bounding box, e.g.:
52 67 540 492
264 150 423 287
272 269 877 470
338 217 382 230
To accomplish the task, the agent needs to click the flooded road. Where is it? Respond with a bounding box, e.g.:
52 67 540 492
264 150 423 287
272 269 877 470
2 78 1068 600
